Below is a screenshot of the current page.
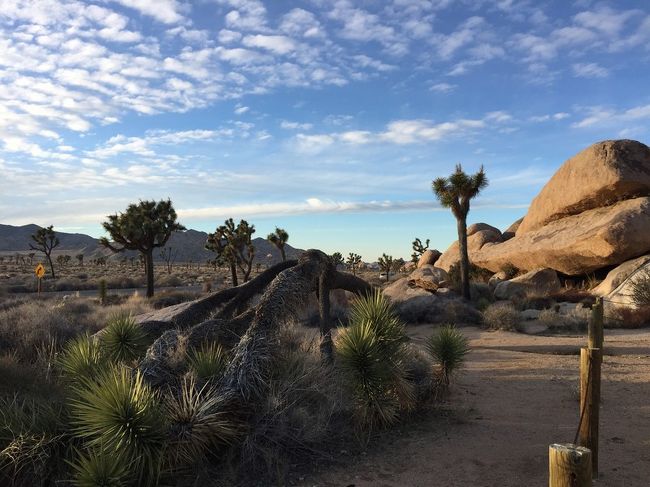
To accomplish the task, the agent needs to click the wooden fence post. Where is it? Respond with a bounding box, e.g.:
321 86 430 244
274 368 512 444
578 347 601 478
588 297 604 350
549 443 592 486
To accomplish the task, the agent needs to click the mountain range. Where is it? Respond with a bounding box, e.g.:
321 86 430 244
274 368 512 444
0 224 303 265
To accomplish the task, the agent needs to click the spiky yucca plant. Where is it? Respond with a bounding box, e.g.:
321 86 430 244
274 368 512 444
68 448 131 487
100 315 148 364
187 343 228 382
426 325 469 386
58 335 106 382
165 376 238 466
69 366 164 485
336 290 414 429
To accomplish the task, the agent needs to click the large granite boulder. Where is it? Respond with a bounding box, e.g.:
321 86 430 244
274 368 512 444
593 255 650 296
383 277 481 324
435 224 502 272
494 268 561 300
502 217 523 241
473 197 650 275
417 249 442 268
517 140 650 234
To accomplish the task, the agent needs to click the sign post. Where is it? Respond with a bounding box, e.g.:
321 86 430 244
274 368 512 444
35 263 45 295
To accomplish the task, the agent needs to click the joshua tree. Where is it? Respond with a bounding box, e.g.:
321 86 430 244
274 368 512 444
393 257 406 274
346 252 362 276
30 225 59 279
76 254 84 267
100 199 185 298
206 219 256 286
330 252 344 268
411 237 430 264
267 227 289 262
432 164 488 299
378 253 394 281
159 246 179 274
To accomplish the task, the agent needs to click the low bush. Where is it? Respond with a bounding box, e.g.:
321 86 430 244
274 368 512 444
100 315 149 364
187 343 228 382
537 309 588 332
482 302 521 331
630 269 650 307
426 325 469 387
336 290 415 429
607 305 650 328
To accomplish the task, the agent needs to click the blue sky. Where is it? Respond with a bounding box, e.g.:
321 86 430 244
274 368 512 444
1 0 649 260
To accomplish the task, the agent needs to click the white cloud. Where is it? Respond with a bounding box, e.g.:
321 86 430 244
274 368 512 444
430 82 456 94
572 62 608 78
573 103 650 129
234 104 250 115
108 0 184 24
242 34 296 55
281 120 313 130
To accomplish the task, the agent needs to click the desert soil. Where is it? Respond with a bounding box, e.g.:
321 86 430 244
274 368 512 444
301 326 650 487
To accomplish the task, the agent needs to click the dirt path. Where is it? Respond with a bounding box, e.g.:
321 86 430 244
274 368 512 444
302 327 650 487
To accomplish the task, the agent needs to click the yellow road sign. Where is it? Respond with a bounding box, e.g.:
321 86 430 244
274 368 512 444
35 263 45 278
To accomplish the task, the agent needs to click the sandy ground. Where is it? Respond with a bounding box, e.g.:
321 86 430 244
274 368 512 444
301 326 650 487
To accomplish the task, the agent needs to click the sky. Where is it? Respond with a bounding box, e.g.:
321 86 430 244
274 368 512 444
1 0 649 260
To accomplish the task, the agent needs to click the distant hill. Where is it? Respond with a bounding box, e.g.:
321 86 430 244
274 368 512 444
0 224 303 265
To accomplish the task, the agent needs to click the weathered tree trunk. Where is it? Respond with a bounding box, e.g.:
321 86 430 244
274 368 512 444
46 252 56 279
230 261 239 287
144 249 155 298
280 246 286 262
457 216 470 300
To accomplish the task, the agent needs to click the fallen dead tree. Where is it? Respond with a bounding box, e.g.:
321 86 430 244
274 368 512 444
138 250 372 388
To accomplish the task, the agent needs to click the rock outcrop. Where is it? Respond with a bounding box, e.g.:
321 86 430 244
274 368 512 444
593 255 650 296
435 224 502 272
473 197 650 275
517 140 650 234
383 277 481 324
494 268 561 300
417 249 442 268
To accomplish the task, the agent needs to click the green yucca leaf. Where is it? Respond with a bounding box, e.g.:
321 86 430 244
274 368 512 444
187 343 228 382
69 366 164 485
59 335 107 382
426 325 469 386
165 376 239 466
100 315 148 364
68 447 131 487
336 291 415 429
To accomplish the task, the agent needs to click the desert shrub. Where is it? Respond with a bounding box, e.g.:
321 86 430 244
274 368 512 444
156 275 182 288
336 290 414 429
237 337 343 481
538 309 588 332
69 366 165 485
511 293 555 311
0 297 152 363
426 325 469 386
548 288 595 305
482 302 520 331
164 376 239 467
68 447 131 487
0 395 68 486
500 262 519 280
606 306 650 329
475 297 491 311
187 343 228 382
100 315 148 364
630 269 650 307
58 335 107 383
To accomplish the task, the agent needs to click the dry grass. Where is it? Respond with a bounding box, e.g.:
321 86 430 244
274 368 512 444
537 309 588 332
482 302 521 331
0 295 152 363
607 306 650 329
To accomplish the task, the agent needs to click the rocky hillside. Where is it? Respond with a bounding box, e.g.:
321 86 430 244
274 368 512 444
0 224 303 265
434 139 650 276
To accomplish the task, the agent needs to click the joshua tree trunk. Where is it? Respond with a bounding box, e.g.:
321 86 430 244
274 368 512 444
46 253 56 279
145 249 155 298
230 262 239 287
280 246 286 262
456 216 471 300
